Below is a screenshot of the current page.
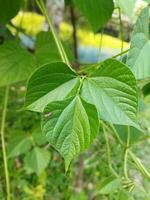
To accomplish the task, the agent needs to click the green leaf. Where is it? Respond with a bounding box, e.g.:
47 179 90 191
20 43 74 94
0 41 36 87
132 7 149 38
24 147 51 175
116 0 136 19
81 59 139 129
0 0 22 24
97 176 120 195
35 31 61 66
25 62 80 112
127 7 150 79
142 82 150 97
115 125 142 144
127 33 150 80
8 132 32 158
117 190 130 200
73 0 114 32
144 0 150 3
32 125 47 146
42 96 99 171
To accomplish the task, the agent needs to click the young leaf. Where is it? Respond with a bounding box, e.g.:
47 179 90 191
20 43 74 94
127 7 150 79
96 176 120 194
25 62 80 112
42 96 99 171
81 59 139 129
35 31 61 66
73 0 114 32
116 0 136 19
8 132 32 158
0 0 22 24
0 41 36 87
24 147 51 175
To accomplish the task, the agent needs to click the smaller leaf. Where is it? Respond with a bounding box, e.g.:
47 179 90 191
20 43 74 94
35 31 61 66
0 41 36 87
115 125 142 144
8 132 32 158
24 147 51 175
73 0 114 32
32 126 47 146
97 176 120 195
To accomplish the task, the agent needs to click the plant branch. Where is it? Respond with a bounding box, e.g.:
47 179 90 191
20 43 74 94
36 0 70 66
118 7 124 54
0 86 10 200
124 126 130 180
102 124 119 178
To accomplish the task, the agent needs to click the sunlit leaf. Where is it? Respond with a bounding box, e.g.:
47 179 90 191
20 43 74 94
25 62 80 112
81 59 139 129
42 96 99 171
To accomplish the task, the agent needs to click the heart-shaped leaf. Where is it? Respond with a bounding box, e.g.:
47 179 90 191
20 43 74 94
0 41 36 87
24 147 51 175
42 96 99 171
25 62 80 112
81 59 139 129
73 0 114 32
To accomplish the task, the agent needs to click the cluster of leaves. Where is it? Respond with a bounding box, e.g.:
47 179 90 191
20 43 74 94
0 0 150 199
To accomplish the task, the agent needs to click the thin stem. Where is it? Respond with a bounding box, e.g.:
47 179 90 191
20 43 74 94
112 49 129 59
102 124 119 178
0 86 10 200
98 28 104 61
118 7 124 54
108 123 125 147
70 6 78 60
124 126 130 180
129 151 150 180
36 0 70 66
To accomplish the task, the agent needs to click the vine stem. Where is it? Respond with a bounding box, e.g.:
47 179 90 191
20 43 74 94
118 7 124 54
36 0 70 66
0 86 10 200
102 124 119 178
124 126 130 180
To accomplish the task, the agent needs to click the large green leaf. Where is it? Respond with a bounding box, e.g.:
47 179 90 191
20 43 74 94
81 59 139 129
25 62 80 112
35 31 61 66
116 0 136 19
24 147 51 175
73 0 114 32
0 0 22 24
127 7 150 79
0 41 36 87
42 96 99 171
